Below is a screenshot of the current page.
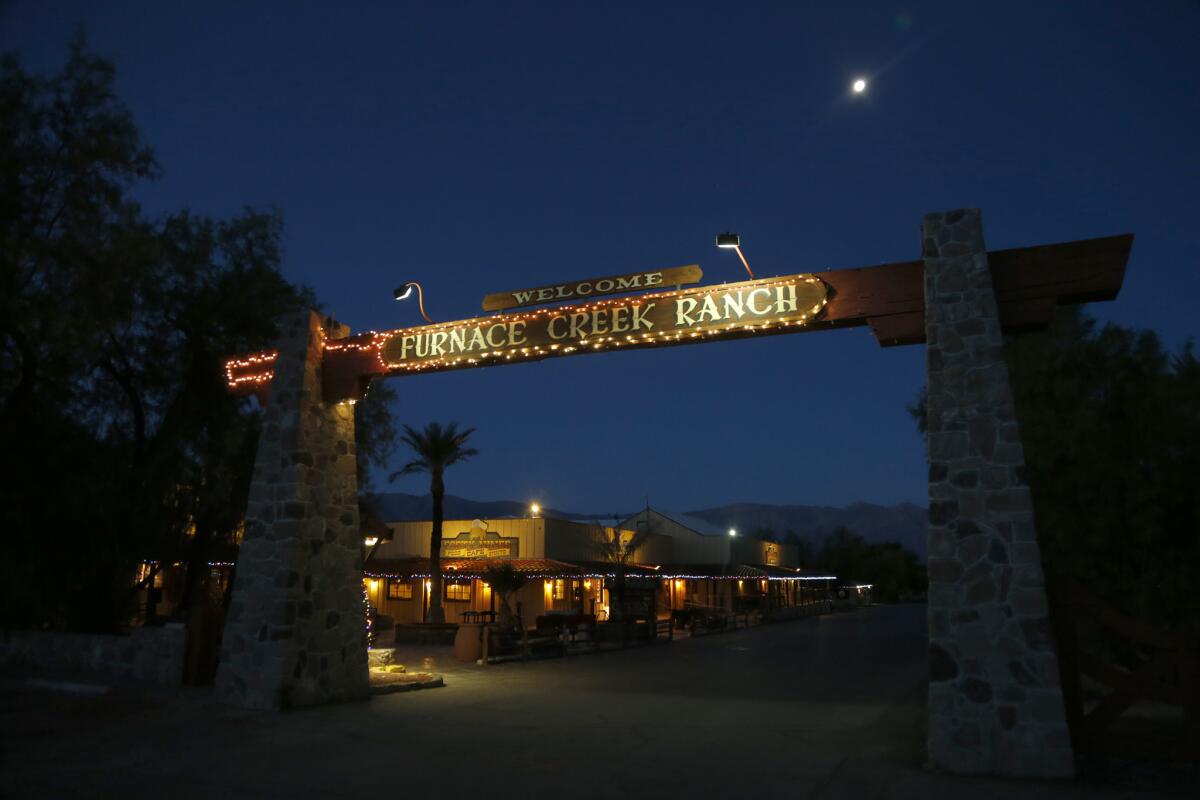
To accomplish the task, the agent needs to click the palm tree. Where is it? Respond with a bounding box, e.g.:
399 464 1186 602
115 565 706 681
389 422 477 624
595 516 655 621
481 561 527 632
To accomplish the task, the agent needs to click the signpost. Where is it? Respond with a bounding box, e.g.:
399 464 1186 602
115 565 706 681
216 213 1135 778
382 273 826 372
223 233 1134 404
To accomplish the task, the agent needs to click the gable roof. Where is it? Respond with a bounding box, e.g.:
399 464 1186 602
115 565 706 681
623 507 729 538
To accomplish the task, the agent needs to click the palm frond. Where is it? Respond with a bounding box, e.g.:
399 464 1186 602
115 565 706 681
391 421 478 479
387 458 431 483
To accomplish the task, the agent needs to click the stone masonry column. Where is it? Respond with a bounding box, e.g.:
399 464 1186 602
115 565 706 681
214 310 368 709
922 209 1074 777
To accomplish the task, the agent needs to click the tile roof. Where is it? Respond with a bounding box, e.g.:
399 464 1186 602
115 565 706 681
567 560 665 578
365 557 581 578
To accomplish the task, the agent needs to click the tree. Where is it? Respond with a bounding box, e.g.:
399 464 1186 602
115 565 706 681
595 516 655 621
0 36 313 630
354 379 398 526
0 36 403 632
813 526 925 603
482 561 528 632
908 306 1200 622
388 422 478 624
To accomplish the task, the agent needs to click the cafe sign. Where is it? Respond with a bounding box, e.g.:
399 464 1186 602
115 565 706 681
378 273 829 373
441 529 519 559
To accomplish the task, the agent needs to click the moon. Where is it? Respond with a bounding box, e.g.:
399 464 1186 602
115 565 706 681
852 78 867 94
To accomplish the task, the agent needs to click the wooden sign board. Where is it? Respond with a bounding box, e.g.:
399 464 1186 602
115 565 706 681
223 233 1134 403
482 264 702 311
379 273 829 373
441 530 519 559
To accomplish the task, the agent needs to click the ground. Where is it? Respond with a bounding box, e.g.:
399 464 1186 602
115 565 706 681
0 605 1188 798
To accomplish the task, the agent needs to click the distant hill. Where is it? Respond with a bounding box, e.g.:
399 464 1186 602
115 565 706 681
683 502 929 560
365 492 928 559
363 492 599 524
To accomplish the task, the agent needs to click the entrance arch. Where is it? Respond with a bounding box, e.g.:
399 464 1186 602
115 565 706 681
213 208 1132 778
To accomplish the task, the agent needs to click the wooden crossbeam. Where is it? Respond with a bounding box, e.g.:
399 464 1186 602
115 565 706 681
222 233 1133 403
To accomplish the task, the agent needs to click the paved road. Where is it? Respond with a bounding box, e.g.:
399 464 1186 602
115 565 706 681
0 605 1182 798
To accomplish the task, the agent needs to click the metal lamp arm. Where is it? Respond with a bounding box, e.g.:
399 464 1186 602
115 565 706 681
733 246 755 280
406 281 433 323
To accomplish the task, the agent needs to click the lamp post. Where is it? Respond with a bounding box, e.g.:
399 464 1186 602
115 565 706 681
393 281 433 323
715 233 755 280
530 502 541 518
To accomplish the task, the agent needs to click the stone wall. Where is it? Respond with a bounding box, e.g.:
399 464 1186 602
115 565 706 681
214 310 369 710
922 208 1074 777
0 625 186 686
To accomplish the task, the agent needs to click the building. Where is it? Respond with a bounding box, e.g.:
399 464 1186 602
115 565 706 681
364 509 835 630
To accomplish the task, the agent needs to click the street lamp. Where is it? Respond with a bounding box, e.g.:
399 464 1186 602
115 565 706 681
715 232 755 280
728 528 737 537
530 502 541 518
393 281 433 323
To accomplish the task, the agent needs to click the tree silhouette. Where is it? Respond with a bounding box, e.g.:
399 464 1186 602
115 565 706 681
389 422 477 624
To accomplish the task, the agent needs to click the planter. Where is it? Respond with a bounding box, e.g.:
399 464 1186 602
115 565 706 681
453 624 483 662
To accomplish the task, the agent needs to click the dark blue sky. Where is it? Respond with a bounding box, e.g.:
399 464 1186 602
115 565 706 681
4 1 1197 513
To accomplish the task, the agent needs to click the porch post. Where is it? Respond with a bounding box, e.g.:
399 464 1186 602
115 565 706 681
214 310 369 710
922 209 1074 776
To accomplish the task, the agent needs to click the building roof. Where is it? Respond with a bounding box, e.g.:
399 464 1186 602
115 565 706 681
757 565 838 580
624 507 730 538
655 563 765 579
567 561 665 578
365 558 582 579
653 563 837 580
363 556 835 582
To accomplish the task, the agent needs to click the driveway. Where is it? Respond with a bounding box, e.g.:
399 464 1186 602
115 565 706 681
0 605 1182 798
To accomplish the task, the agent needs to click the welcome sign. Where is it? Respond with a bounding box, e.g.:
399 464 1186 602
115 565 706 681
378 273 829 373
481 264 703 311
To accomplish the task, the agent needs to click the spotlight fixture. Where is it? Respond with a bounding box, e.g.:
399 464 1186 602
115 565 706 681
714 233 754 279
393 281 433 323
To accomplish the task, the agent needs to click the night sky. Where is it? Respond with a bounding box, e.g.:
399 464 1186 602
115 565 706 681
3 2 1197 514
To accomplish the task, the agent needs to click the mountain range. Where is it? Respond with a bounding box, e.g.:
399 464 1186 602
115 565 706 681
365 493 929 560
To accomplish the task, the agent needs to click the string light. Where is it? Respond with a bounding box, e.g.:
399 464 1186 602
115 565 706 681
362 568 835 582
363 583 375 648
376 276 828 374
224 350 278 390
225 274 831 394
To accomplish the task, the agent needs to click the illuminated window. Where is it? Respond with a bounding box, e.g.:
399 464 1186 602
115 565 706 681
387 580 414 600
445 581 471 602
552 579 566 600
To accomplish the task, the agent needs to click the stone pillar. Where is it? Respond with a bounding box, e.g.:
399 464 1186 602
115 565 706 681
214 311 368 710
923 209 1074 777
